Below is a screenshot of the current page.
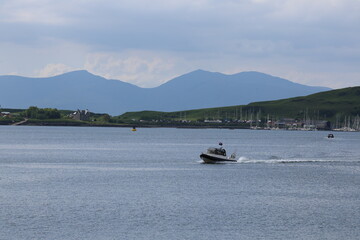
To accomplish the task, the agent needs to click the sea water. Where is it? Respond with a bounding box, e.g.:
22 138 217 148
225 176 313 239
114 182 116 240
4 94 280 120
0 126 359 239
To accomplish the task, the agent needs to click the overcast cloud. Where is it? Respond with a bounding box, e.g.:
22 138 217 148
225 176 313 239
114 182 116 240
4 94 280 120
0 0 359 88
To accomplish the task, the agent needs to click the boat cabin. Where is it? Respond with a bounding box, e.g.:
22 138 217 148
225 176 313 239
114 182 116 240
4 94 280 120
207 147 227 156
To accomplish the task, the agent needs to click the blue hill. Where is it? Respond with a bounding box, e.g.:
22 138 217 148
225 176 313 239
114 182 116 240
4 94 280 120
0 70 331 115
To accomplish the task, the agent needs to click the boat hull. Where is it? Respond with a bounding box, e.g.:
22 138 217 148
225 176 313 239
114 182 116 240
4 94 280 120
200 153 237 164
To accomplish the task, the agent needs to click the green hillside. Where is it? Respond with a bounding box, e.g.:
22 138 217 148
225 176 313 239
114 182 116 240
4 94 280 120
118 87 360 126
246 86 360 119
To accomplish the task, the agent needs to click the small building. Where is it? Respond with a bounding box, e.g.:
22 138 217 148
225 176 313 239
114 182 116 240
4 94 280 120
204 119 222 123
70 109 90 121
275 118 299 129
315 120 331 130
0 112 11 117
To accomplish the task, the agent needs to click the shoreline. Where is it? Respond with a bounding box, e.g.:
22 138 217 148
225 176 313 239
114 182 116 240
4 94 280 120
2 120 355 131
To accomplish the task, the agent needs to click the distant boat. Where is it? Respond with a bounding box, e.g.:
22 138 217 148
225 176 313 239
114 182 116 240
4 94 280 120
200 143 237 164
327 133 334 138
132 126 137 131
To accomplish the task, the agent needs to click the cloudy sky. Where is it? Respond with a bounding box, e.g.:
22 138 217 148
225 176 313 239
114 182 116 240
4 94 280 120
1 0 359 88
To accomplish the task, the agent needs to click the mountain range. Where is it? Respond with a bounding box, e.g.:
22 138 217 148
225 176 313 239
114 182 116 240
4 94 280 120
0 70 331 115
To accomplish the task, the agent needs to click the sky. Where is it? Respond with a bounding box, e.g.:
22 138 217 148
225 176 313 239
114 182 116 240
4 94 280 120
0 0 359 88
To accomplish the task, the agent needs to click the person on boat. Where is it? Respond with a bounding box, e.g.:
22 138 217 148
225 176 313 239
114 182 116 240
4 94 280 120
217 142 226 156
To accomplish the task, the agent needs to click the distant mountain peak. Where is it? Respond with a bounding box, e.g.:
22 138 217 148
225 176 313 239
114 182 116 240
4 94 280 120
57 70 96 78
232 71 274 77
188 69 223 75
190 69 210 74
170 69 225 81
181 69 209 77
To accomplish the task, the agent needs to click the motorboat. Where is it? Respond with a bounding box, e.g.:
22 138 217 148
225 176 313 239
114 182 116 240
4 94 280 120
200 143 237 164
327 133 334 138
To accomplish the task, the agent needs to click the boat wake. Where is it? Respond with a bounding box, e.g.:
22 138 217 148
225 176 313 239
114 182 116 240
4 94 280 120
236 157 348 164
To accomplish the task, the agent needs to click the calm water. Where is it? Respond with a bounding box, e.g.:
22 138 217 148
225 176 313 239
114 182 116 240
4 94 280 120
1 126 359 240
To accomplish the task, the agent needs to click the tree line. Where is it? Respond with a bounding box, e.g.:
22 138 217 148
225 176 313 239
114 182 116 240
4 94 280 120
22 106 61 119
